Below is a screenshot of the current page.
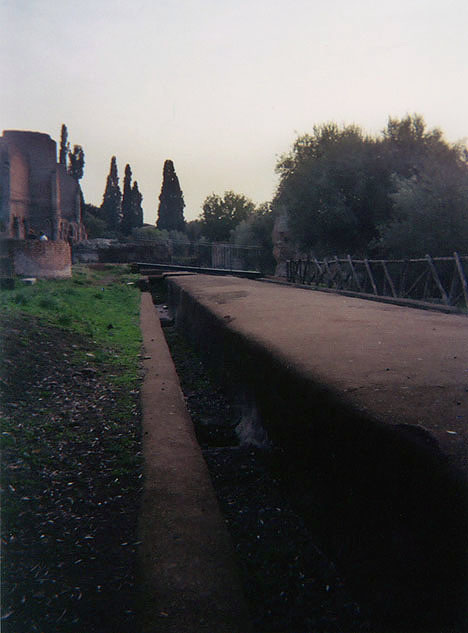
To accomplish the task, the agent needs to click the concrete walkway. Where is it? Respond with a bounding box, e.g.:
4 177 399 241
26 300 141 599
166 273 468 629
137 292 252 633
168 274 468 468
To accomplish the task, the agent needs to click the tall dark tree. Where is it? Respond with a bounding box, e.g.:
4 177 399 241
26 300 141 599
131 181 144 230
156 160 185 232
68 145 85 181
120 164 133 235
100 156 122 231
59 124 69 166
121 166 144 235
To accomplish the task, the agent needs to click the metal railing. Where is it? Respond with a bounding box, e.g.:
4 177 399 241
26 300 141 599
286 253 468 310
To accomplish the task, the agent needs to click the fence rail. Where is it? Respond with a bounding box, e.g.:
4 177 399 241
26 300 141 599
286 253 468 310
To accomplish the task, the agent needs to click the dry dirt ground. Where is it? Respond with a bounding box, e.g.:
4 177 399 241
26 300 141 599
0 313 142 633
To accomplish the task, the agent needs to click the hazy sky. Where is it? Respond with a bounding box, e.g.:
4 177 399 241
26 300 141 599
1 0 467 223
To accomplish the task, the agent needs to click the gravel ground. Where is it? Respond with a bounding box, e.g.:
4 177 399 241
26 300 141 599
0 314 143 633
163 323 372 633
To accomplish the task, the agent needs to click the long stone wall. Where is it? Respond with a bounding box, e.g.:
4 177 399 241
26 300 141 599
73 240 171 264
166 274 468 632
1 239 72 278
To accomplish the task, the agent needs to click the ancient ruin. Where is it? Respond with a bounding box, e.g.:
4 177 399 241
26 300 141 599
0 130 87 242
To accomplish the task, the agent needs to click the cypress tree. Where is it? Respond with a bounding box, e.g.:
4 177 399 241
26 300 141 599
59 124 69 165
101 156 122 231
156 160 185 232
120 164 133 235
131 181 144 230
68 145 85 181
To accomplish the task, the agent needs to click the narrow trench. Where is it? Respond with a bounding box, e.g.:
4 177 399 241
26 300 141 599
152 285 371 632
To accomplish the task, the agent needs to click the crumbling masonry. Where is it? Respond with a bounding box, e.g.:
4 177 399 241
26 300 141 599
0 130 87 242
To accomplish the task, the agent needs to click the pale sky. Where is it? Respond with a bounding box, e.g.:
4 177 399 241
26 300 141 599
1 0 467 223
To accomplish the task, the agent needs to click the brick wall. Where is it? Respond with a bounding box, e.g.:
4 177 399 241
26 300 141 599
1 239 72 278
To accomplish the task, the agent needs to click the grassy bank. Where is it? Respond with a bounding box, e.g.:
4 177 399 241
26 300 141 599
0 264 142 384
0 264 144 632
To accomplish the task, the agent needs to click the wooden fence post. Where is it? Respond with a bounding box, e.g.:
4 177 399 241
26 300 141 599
381 260 397 298
425 254 449 305
347 255 363 292
333 257 346 289
454 252 468 310
364 258 378 295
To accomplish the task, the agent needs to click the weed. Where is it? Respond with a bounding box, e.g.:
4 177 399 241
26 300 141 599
58 314 72 327
38 296 60 310
13 293 29 305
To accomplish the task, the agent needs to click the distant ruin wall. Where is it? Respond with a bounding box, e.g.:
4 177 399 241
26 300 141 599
1 239 71 278
99 242 171 264
73 240 171 264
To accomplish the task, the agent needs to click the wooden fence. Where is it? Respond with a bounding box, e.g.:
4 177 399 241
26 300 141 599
286 253 468 310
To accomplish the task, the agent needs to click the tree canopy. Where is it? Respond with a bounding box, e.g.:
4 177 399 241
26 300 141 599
231 202 276 272
199 191 256 242
273 115 468 257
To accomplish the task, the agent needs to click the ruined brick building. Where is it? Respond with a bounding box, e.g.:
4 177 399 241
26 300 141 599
0 130 87 242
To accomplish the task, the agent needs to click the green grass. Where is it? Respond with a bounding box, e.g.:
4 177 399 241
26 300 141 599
0 264 143 387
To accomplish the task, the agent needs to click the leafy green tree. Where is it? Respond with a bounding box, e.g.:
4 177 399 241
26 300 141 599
375 159 468 257
185 219 204 242
68 145 85 181
273 114 468 257
199 191 255 242
156 160 185 232
374 115 468 256
59 124 69 165
382 114 452 179
231 202 276 272
101 156 122 232
82 203 107 238
273 123 389 254
132 226 169 242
